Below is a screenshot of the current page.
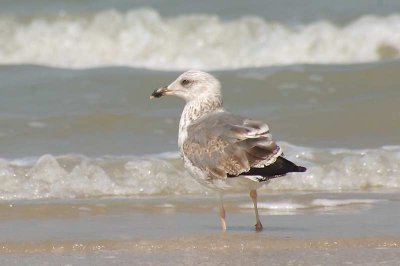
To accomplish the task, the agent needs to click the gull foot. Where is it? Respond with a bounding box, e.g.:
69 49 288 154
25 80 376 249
255 222 263 232
220 221 227 232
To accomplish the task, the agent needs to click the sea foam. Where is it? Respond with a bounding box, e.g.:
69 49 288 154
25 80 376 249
0 9 400 69
0 144 399 200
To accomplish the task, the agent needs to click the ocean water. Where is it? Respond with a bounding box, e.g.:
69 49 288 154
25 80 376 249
0 0 400 201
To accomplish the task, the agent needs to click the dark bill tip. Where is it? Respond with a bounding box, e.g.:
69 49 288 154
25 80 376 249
150 89 164 99
150 86 169 99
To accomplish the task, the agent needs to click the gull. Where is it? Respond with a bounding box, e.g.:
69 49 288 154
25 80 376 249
151 70 306 231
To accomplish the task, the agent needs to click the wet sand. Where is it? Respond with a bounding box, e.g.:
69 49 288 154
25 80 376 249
1 192 400 265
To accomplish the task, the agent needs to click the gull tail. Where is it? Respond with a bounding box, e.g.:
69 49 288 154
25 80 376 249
228 156 306 182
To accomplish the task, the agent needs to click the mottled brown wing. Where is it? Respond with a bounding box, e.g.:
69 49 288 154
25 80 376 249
182 112 282 179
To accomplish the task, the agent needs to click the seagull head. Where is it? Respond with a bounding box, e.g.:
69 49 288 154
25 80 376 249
151 70 222 102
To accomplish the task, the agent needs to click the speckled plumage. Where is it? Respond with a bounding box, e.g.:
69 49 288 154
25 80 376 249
173 72 282 191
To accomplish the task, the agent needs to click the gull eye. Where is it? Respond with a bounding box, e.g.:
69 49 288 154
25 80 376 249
181 79 190 87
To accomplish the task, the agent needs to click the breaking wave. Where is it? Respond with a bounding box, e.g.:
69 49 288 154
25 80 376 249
0 144 399 200
1 9 400 69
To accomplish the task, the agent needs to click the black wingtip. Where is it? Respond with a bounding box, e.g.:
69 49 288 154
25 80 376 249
227 156 306 180
297 166 307 172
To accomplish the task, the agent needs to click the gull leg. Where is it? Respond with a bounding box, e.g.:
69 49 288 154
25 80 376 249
218 194 227 231
250 190 263 232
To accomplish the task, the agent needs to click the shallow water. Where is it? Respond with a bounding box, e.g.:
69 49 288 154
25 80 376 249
1 193 400 265
0 63 399 199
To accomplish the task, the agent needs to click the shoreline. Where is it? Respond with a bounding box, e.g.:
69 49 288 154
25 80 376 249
2 235 400 253
1 192 399 264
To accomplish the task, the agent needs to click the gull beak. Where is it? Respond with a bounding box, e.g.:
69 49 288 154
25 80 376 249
150 86 173 99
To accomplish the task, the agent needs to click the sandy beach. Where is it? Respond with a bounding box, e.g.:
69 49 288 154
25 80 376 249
1 192 399 265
